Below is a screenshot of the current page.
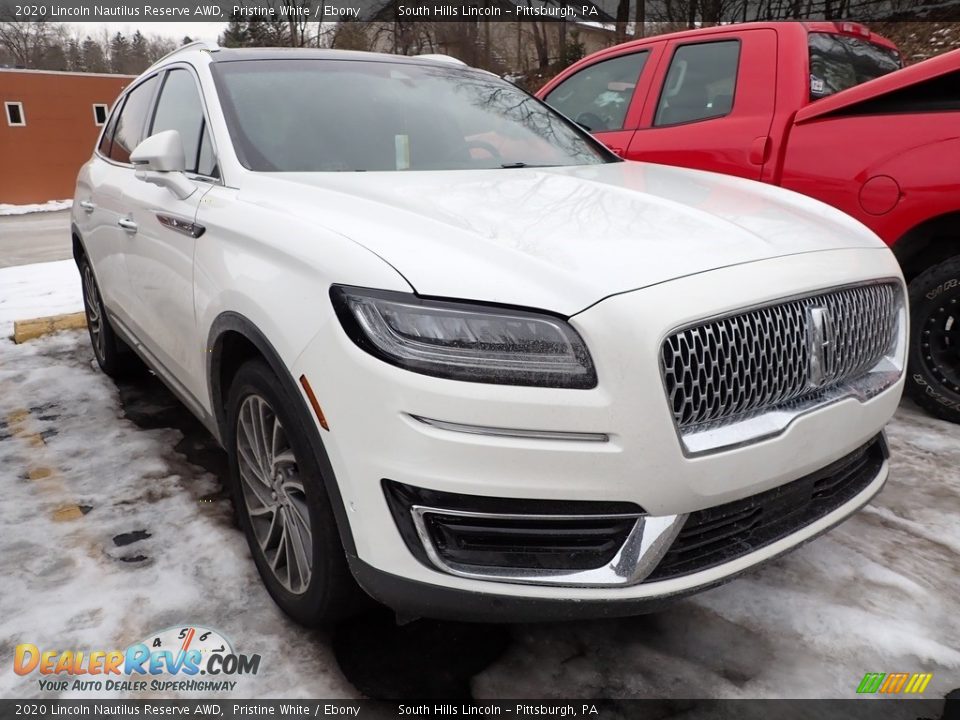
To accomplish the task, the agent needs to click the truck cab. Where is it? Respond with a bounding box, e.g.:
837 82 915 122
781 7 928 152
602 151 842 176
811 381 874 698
538 23 960 426
538 22 900 181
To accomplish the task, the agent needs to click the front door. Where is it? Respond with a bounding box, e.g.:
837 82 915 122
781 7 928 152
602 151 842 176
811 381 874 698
541 47 658 156
121 66 220 403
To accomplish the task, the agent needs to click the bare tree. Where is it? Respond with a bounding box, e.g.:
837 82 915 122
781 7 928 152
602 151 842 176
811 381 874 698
0 19 52 67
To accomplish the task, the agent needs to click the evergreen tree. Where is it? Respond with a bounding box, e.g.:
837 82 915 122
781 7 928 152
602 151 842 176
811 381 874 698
109 32 129 74
219 16 249 47
65 37 82 71
39 41 67 70
81 37 107 72
129 30 148 71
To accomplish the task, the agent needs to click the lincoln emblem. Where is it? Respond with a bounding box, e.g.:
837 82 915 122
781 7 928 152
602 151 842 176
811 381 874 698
806 306 832 388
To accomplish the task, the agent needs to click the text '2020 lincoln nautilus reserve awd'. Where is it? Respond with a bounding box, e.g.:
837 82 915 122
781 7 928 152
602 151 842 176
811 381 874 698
72 42 907 624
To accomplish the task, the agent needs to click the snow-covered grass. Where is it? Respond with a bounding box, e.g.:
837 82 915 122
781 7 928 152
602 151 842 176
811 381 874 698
0 199 72 216
0 260 83 338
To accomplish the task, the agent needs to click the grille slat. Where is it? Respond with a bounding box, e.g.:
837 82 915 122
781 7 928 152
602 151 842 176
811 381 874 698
662 283 900 430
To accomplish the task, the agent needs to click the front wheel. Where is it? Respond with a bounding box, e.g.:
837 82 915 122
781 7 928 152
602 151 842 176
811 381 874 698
906 256 960 423
225 360 362 625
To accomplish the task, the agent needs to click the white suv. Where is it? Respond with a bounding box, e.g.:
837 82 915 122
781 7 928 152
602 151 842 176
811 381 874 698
73 42 907 624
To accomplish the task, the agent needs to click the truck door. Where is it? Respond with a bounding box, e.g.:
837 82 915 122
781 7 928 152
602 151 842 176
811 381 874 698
541 45 661 156
626 29 777 180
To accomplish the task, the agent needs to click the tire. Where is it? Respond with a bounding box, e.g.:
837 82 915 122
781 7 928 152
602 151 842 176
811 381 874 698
79 255 137 378
906 256 960 424
225 359 362 625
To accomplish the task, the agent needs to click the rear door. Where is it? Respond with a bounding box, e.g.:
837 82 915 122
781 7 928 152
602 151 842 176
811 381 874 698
626 30 778 180
81 74 160 331
541 45 661 156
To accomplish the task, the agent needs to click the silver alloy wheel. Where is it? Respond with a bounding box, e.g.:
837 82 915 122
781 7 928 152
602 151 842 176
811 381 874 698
236 394 313 595
82 264 106 361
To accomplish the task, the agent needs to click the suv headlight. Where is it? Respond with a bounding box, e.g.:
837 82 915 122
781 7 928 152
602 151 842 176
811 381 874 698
330 286 597 388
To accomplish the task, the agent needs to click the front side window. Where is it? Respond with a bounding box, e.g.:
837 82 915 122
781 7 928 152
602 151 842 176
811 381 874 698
5 101 25 127
808 33 902 100
544 52 649 132
655 41 740 127
110 75 159 164
150 68 217 177
212 59 613 172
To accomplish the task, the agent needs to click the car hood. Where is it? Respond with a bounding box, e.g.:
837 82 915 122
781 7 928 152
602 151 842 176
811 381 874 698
239 161 887 315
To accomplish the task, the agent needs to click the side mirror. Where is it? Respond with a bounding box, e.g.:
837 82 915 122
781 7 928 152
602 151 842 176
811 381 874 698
130 130 196 200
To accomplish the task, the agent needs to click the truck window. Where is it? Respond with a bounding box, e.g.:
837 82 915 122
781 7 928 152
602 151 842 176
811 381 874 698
654 40 740 127
544 51 649 132
808 32 901 101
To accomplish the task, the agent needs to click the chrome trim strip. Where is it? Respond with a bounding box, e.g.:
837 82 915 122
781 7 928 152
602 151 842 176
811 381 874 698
407 414 609 443
409 505 686 587
157 212 206 238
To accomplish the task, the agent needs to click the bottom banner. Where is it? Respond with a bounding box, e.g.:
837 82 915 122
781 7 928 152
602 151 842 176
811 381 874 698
0 699 956 720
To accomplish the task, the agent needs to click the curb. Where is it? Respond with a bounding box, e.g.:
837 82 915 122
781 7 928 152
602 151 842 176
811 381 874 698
13 312 87 344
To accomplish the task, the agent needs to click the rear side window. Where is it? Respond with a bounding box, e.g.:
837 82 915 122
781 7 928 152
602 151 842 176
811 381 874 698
150 68 217 177
109 75 159 164
808 33 901 100
97 99 124 156
654 41 740 127
545 52 649 132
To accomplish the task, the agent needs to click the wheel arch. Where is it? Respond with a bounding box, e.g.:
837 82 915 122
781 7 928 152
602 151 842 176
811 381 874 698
206 311 358 556
71 223 86 265
892 211 960 283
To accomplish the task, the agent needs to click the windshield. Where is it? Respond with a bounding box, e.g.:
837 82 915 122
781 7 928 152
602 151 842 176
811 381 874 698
808 32 902 101
211 59 614 172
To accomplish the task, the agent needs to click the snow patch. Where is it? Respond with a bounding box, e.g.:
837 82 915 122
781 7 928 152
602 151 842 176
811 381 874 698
0 260 84 338
0 199 73 216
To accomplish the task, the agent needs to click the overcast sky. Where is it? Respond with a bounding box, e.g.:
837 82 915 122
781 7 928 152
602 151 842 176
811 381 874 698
66 22 228 44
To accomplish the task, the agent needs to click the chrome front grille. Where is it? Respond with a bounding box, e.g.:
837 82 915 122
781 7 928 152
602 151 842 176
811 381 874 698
661 282 902 434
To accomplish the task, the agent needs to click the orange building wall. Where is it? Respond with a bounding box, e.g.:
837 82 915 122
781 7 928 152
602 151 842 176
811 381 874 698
0 70 134 205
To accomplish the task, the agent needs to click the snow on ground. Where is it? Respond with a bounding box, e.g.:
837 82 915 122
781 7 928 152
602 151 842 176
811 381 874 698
0 260 83 337
0 200 73 217
0 332 357 699
0 262 957 701
474 406 960 700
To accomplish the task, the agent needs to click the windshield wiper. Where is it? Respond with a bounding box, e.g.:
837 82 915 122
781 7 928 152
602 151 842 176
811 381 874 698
500 162 556 169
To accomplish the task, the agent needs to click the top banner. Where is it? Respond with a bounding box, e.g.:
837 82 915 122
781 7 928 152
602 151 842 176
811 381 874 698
2 0 959 22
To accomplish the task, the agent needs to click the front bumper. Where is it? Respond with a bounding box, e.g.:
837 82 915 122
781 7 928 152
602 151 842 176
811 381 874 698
351 437 888 623
291 248 904 615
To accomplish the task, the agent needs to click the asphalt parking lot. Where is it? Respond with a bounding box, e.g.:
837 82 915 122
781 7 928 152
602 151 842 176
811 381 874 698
1 319 958 701
0 210 72 268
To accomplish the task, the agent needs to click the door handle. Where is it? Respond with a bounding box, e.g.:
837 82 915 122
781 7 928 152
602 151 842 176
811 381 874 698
79 200 95 213
117 217 138 233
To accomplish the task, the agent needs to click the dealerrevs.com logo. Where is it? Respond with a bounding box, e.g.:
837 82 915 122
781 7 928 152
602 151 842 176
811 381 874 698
14 626 260 693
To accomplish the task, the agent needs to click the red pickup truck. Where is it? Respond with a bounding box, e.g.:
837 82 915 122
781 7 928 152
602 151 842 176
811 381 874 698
538 22 960 423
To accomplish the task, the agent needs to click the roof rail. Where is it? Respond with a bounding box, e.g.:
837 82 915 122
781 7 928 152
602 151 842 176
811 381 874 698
144 40 219 72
